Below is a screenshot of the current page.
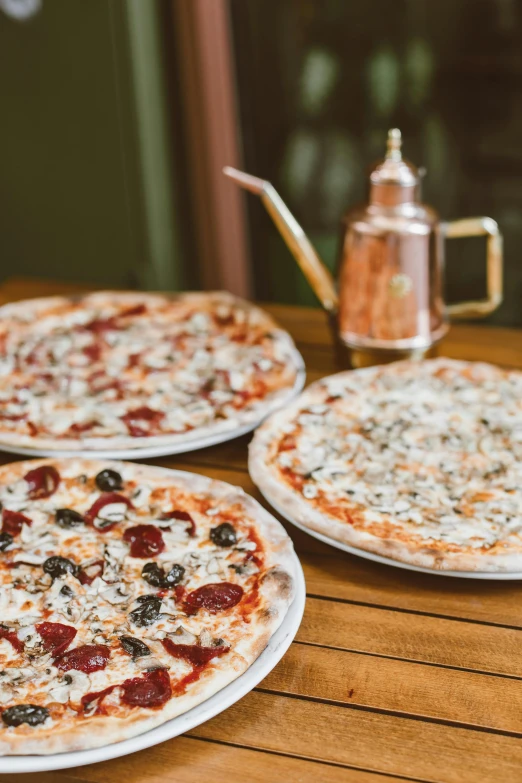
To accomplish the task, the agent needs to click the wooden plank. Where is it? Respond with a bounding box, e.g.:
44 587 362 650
0 277 95 305
170 434 251 472
298 597 522 678
263 302 332 345
302 552 522 629
8 775 91 783
13 737 408 783
440 324 522 370
190 690 522 783
263 642 522 734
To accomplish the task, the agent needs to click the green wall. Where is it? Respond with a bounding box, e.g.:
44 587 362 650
0 0 183 290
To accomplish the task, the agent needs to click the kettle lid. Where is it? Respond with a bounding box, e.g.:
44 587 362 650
369 129 419 188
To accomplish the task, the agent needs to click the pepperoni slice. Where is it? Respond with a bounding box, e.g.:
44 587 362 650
2 509 32 537
120 304 147 318
87 371 122 396
0 413 26 422
0 625 23 652
55 644 111 673
78 559 105 585
84 305 145 336
121 407 165 438
120 668 172 708
69 421 97 434
85 493 134 532
27 421 38 437
123 525 165 558
24 466 60 500
127 352 142 369
85 316 118 333
183 583 244 615
83 343 102 362
161 639 230 667
36 622 76 656
161 510 196 537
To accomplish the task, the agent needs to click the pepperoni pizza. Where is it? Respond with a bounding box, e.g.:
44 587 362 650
0 459 296 754
0 292 304 454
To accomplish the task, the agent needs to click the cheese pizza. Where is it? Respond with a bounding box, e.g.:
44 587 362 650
250 358 522 572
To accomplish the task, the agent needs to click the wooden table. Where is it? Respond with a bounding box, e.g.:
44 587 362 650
3 278 522 783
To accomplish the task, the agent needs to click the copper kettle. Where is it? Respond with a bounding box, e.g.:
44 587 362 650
224 129 503 367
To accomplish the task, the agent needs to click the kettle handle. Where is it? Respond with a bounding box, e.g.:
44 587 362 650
441 217 503 319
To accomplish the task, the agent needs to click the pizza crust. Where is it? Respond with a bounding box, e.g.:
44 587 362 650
0 292 305 455
0 459 298 755
249 358 522 573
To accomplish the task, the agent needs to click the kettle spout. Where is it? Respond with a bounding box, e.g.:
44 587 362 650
223 167 338 314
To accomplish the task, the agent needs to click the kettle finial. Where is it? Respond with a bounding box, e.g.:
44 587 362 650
386 128 402 161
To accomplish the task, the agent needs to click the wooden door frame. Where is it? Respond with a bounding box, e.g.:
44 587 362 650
172 0 252 297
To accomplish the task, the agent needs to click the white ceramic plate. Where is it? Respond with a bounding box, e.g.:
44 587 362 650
260 489 522 581
0 367 306 461
0 552 305 773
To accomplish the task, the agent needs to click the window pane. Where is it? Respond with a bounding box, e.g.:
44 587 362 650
231 0 522 325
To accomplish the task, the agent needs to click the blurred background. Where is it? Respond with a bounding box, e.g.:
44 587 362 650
0 0 521 324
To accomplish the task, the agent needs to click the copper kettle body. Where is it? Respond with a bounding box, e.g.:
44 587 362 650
224 129 503 367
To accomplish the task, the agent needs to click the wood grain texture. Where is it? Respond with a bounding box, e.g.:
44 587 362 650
1 278 522 783
8 737 407 783
303 552 522 627
298 597 522 677
263 642 522 733
190 690 522 783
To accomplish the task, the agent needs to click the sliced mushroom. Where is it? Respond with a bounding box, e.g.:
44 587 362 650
198 628 213 648
135 656 166 671
97 502 129 522
12 553 46 566
167 625 197 645
48 684 70 704
100 585 130 605
206 557 222 575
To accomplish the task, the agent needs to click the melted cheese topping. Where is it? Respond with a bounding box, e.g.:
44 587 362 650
272 359 522 551
0 292 298 443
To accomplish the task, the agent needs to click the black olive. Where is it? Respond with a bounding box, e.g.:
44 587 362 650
2 704 49 727
141 561 185 588
210 522 237 547
164 564 185 586
119 636 151 658
60 585 74 598
63 675 73 685
43 556 79 580
129 597 162 627
0 532 13 552
95 469 123 492
55 508 84 529
141 562 165 587
136 594 160 604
